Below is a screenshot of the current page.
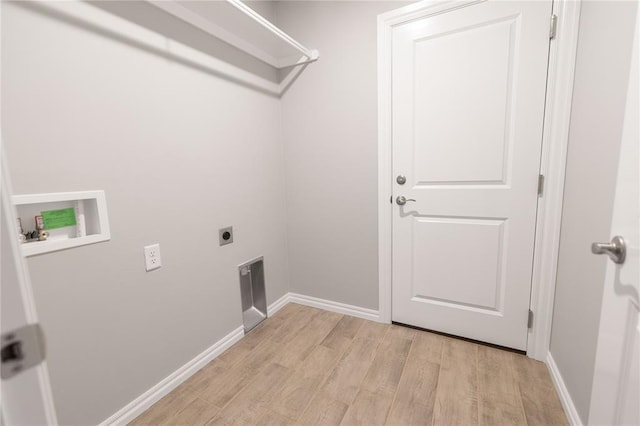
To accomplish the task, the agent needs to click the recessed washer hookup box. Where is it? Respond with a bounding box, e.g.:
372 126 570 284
238 256 267 333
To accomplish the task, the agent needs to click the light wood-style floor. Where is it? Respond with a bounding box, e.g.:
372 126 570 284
131 303 568 426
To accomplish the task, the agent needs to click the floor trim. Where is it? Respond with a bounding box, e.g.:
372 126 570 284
267 292 291 317
103 292 380 424
100 325 244 426
546 352 583 426
288 292 381 322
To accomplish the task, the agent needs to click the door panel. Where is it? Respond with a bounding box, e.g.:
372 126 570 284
589 7 639 423
411 217 506 311
413 17 516 185
392 0 552 350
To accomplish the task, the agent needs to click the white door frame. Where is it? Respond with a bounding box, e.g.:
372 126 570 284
377 0 582 360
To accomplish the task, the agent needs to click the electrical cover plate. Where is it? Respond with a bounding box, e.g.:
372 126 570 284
219 227 233 246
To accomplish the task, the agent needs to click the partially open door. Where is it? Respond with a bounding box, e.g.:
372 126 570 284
589 6 639 423
1 147 58 425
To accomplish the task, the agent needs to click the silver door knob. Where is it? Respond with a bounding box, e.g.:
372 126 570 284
396 196 416 206
591 235 626 264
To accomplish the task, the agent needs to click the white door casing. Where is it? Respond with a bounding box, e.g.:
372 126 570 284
589 7 639 424
389 0 552 350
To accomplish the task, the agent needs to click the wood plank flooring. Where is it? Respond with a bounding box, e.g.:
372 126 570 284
130 303 567 426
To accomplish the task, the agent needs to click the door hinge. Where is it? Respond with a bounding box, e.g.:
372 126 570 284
549 14 558 39
390 195 393 204
538 174 545 196
1 323 46 380
528 309 534 329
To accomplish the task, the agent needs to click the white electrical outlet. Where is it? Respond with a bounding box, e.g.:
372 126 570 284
144 244 162 272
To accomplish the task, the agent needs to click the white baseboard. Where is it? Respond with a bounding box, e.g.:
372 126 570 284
100 325 244 426
288 292 381 322
546 352 583 426
102 292 379 425
267 292 291 316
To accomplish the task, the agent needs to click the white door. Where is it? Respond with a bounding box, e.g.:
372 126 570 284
1 148 58 425
391 0 552 350
589 8 639 424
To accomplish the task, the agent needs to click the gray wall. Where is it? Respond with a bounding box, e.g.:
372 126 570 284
277 1 408 310
2 2 288 424
549 1 638 423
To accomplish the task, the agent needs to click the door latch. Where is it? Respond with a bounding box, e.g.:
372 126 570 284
591 236 626 264
1 323 46 379
396 196 416 206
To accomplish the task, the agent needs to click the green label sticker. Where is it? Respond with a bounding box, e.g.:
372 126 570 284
41 208 77 230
